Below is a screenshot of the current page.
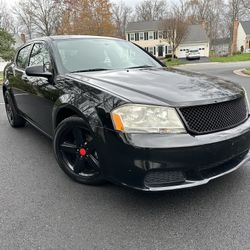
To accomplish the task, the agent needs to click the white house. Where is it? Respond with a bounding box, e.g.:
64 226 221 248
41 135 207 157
125 20 210 58
236 21 250 52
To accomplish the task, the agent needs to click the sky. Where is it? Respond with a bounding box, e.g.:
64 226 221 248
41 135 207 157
111 0 143 6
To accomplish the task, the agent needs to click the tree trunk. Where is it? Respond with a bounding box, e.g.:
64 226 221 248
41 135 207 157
172 51 175 59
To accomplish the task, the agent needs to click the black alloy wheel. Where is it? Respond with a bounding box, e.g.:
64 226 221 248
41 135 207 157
53 116 105 185
4 91 26 127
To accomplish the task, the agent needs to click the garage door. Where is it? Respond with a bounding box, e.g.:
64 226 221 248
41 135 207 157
178 46 206 58
198 47 205 57
179 48 188 58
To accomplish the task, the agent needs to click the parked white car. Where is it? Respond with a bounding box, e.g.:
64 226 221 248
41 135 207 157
245 49 250 53
186 49 200 60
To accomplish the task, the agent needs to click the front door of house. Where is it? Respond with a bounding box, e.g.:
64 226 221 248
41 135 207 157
158 46 163 57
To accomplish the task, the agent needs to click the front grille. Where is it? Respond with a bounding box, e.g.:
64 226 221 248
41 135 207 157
179 97 248 135
144 170 185 187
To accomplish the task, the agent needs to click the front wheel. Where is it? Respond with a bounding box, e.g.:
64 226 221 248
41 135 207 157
53 116 105 185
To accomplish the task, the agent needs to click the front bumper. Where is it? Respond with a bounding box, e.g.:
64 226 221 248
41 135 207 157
98 117 250 191
186 55 200 60
145 152 250 191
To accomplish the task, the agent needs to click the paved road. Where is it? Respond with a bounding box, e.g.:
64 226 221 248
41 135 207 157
1 63 250 249
176 61 250 98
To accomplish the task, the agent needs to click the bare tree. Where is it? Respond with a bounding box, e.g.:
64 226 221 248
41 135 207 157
30 0 65 36
14 0 65 38
13 1 34 39
112 1 132 39
187 0 227 42
135 0 168 21
0 0 17 33
161 3 189 59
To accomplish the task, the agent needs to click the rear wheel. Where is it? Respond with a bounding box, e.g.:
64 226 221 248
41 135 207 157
53 116 105 185
4 91 26 127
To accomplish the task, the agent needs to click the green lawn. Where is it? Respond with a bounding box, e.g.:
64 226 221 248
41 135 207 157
165 59 183 67
0 72 3 84
243 67 250 75
210 53 250 62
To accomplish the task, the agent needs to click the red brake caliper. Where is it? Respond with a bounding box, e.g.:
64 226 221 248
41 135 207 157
79 148 87 156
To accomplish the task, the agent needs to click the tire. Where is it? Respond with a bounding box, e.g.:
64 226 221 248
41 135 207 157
4 91 26 128
53 116 105 185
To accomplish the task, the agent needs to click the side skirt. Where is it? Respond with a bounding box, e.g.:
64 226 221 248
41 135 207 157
22 115 53 140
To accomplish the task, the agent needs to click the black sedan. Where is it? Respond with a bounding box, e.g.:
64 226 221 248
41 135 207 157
3 35 250 191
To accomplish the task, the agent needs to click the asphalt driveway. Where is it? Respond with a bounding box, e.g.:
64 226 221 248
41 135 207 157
1 63 250 249
176 61 250 97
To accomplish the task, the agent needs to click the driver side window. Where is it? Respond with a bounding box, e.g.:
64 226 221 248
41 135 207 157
16 45 32 69
29 43 51 71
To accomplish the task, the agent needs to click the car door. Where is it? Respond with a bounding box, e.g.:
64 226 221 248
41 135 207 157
11 44 33 115
25 42 59 136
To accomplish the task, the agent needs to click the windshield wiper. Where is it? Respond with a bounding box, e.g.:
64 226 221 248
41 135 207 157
127 65 154 69
70 68 109 73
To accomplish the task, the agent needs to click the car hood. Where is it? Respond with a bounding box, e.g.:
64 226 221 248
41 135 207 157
68 68 244 107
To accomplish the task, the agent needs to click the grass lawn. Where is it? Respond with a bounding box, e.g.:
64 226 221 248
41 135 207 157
210 53 250 62
165 59 183 67
243 67 250 75
0 72 3 84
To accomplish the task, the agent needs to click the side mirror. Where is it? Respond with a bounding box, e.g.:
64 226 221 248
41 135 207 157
25 65 53 79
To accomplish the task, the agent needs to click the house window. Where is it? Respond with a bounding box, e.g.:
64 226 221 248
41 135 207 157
148 31 154 40
130 33 135 41
154 32 158 40
168 46 172 54
135 33 139 41
144 32 148 40
139 32 144 40
149 47 154 54
159 31 163 39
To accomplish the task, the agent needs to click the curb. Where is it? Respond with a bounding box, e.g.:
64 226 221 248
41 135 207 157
176 62 221 67
233 69 250 78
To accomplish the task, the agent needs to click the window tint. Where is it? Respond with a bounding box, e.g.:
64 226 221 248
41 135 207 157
29 43 51 70
55 39 161 72
16 45 32 69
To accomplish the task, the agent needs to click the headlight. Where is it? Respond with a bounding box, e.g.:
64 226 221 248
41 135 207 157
111 104 186 134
